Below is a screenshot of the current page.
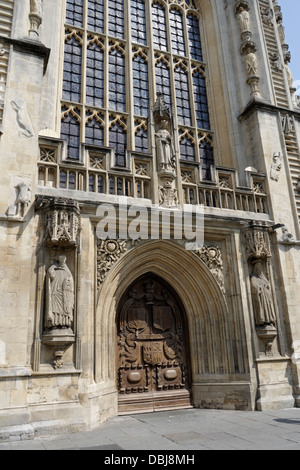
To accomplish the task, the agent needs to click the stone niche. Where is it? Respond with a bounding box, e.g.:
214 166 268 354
34 196 81 371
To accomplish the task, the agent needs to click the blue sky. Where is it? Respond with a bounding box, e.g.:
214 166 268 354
280 0 300 84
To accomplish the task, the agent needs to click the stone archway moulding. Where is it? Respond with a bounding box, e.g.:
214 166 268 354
95 239 235 390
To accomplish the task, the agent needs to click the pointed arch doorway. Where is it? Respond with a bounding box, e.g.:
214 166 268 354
116 273 192 414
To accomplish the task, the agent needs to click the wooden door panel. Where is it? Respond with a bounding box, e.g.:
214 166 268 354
117 275 192 413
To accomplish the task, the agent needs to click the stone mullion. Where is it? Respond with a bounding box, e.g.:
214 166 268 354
81 1 88 145
126 1 135 151
103 1 109 147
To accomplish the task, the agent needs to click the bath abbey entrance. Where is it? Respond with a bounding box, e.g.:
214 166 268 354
116 274 192 413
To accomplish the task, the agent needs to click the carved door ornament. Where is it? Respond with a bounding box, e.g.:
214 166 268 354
116 275 191 413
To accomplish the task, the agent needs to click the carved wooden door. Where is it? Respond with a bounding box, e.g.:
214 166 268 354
117 275 192 414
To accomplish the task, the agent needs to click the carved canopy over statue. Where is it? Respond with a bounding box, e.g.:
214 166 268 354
45 255 74 330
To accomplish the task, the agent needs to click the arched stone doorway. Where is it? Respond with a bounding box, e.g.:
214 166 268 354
116 273 192 414
95 240 248 416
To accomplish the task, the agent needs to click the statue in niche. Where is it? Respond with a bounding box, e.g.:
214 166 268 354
155 119 175 172
250 260 276 327
11 99 34 138
236 4 250 33
244 47 258 77
30 0 43 16
285 60 294 89
270 152 283 182
153 92 176 174
45 255 74 330
282 114 293 135
29 0 43 37
277 14 286 45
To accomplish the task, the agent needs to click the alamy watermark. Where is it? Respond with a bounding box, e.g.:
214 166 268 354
96 199 204 250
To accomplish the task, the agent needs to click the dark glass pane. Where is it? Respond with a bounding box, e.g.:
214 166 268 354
180 135 195 161
193 71 210 130
200 140 214 180
131 0 147 45
135 125 148 153
60 171 67 189
108 0 125 39
133 54 149 116
110 121 127 167
66 0 83 27
86 39 104 108
87 0 105 33
89 174 95 192
109 47 126 112
152 2 168 51
187 14 203 62
86 113 104 146
174 65 192 126
61 109 81 160
155 61 171 108
63 33 82 103
69 172 76 190
98 175 104 193
169 8 185 56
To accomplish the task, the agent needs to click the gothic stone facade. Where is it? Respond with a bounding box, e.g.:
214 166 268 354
0 0 300 441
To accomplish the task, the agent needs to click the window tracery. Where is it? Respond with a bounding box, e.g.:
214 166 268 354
61 0 213 180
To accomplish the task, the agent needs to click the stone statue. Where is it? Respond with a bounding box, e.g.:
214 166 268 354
270 152 283 182
244 49 258 77
45 255 74 330
11 99 34 138
30 0 42 16
155 120 175 172
236 6 250 32
250 261 276 327
29 0 43 37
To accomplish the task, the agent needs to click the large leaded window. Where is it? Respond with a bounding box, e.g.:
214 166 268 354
61 0 214 177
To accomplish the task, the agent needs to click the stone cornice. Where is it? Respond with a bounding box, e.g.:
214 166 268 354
239 97 300 122
0 35 50 74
